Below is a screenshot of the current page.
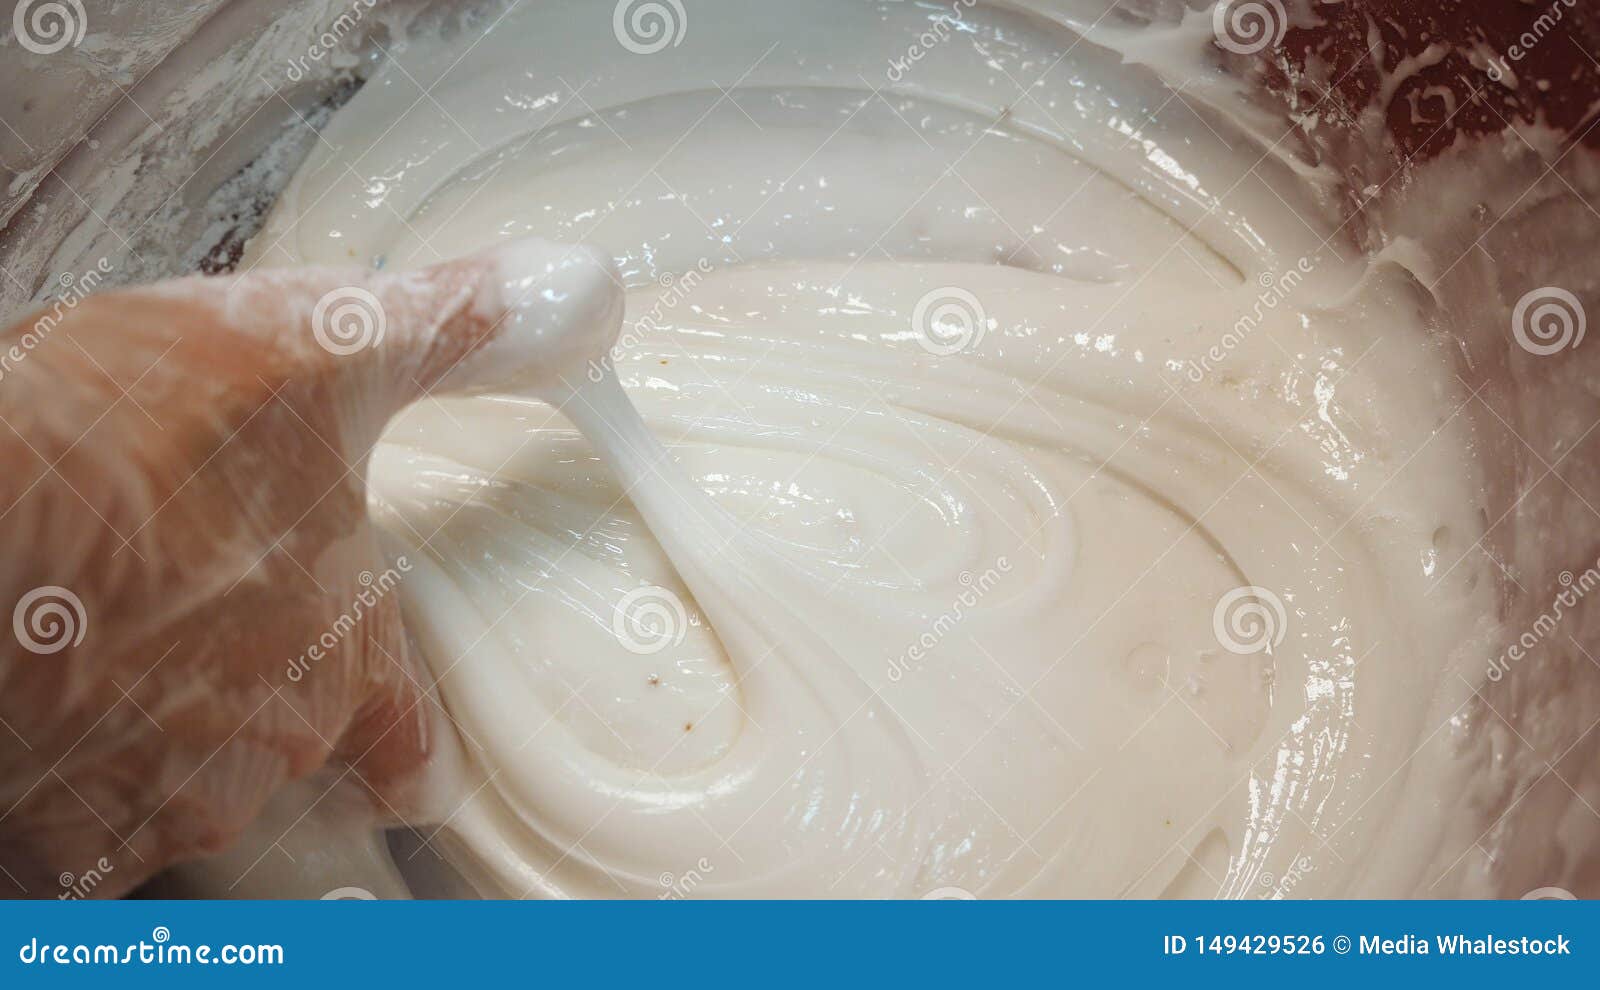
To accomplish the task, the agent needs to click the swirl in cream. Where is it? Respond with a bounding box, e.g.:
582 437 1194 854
248 0 1491 897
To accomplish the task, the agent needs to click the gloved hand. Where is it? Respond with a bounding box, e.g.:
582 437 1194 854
0 244 546 899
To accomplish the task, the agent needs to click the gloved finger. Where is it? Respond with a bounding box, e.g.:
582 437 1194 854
0 239 617 896
124 239 621 446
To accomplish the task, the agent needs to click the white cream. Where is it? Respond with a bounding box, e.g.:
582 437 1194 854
245 0 1499 897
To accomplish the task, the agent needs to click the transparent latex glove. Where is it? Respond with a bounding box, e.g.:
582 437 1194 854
0 239 604 899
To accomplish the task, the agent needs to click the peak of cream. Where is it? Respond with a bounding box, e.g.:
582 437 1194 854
242 0 1510 898
434 241 624 400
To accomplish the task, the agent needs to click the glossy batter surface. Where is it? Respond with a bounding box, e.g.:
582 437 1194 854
247 0 1492 897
